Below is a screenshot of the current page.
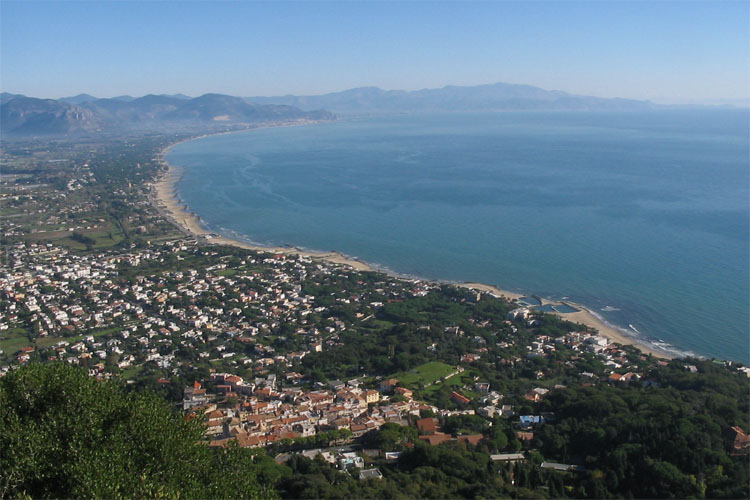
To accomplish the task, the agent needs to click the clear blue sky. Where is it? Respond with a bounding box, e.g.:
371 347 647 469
2 1 748 103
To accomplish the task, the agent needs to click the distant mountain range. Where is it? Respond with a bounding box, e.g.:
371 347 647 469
2 82 663 137
247 82 658 114
0 93 333 137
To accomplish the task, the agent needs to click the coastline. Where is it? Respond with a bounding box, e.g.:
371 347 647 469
459 283 672 359
152 129 673 360
151 125 376 272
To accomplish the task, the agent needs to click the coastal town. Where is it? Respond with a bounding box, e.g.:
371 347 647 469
2 236 745 457
1 134 748 498
3 1 749 496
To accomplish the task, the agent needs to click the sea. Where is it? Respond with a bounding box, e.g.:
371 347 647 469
166 110 750 363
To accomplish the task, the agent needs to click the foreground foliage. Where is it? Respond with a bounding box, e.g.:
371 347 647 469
0 362 283 499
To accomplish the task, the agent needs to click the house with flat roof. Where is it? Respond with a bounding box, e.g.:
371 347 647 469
359 468 383 480
491 453 526 463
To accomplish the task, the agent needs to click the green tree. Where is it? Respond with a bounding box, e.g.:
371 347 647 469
0 362 279 499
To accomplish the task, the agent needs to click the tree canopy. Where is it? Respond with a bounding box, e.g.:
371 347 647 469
0 362 283 499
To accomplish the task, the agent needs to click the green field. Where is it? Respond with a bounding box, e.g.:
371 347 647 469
0 206 25 216
21 219 128 251
0 330 68 361
423 369 481 399
66 325 128 343
0 323 134 357
389 361 458 388
361 318 395 330
0 328 34 355
119 365 143 380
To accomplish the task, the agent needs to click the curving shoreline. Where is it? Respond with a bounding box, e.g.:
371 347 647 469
151 126 377 273
151 128 673 359
459 283 672 358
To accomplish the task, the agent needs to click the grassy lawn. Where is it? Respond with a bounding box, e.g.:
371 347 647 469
51 237 88 251
390 361 458 388
240 265 272 274
147 233 183 243
1 329 73 356
0 328 33 355
25 222 127 250
1 324 134 355
36 336 64 349
424 369 482 398
120 365 142 380
0 206 25 216
66 325 128 343
89 226 126 248
217 269 238 277
360 318 394 330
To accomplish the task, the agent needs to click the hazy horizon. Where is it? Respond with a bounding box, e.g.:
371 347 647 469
1 1 748 105
4 82 750 109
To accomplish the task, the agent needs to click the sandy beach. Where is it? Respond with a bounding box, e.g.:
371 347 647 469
151 141 375 272
152 138 672 360
460 282 525 301
459 283 670 358
558 305 671 358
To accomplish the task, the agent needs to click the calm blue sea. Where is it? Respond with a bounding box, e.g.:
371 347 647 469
167 111 750 362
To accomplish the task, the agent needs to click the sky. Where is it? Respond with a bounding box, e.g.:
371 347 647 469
1 1 748 104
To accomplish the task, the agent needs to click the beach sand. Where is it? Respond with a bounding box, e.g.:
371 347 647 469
153 141 672 360
560 306 671 358
460 283 670 358
461 282 525 301
150 148 374 272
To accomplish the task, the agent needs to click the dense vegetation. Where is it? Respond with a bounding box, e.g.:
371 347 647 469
3 347 747 499
0 363 284 499
2 134 748 499
290 288 750 498
536 379 749 498
277 379 749 500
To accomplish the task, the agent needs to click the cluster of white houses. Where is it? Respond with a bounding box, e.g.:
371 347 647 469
0 240 435 377
3 238 713 458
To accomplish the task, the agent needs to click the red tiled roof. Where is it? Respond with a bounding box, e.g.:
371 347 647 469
450 391 471 405
209 438 232 448
417 417 438 434
394 387 413 396
457 434 483 446
732 426 750 451
419 433 452 446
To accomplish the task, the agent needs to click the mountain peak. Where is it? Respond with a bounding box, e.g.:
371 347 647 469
1 92 334 137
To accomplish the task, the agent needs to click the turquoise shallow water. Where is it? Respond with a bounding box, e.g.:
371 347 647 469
167 111 749 362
